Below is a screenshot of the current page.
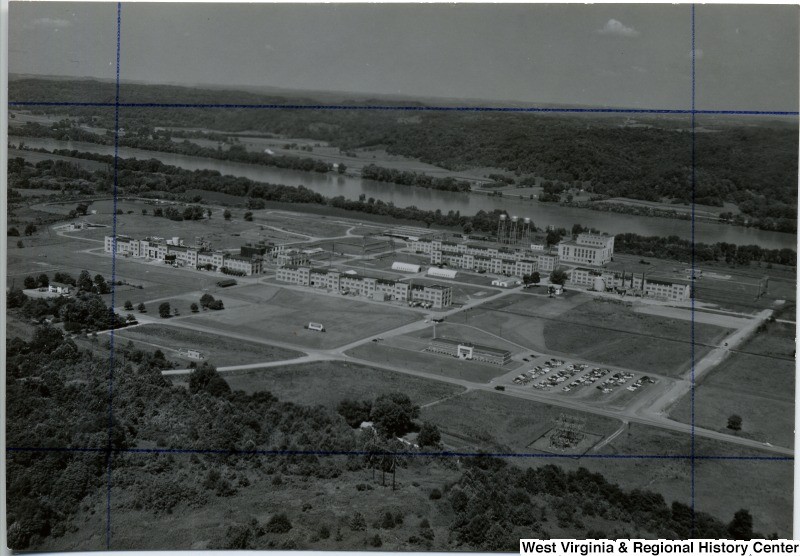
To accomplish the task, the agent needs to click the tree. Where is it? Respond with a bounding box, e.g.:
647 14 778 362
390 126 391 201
370 392 419 437
188 362 231 397
550 268 568 286
244 211 253 221
24 223 37 236
530 271 541 284
727 414 743 431
17 240 24 249
137 302 146 313
124 300 133 311
8 227 19 236
77 270 94 292
545 229 562 246
337 399 372 428
417 422 441 448
141 208 147 215
190 302 199 313
23 276 36 289
37 274 49 288
200 293 215 308
349 512 367 531
206 208 212 219
208 299 224 310
728 509 754 540
158 302 171 318
337 163 347 174
94 274 110 294
223 209 232 221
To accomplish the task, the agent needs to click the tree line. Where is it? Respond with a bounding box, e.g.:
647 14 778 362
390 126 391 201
361 164 472 192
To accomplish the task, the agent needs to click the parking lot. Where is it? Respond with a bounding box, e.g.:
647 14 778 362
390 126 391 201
507 355 660 405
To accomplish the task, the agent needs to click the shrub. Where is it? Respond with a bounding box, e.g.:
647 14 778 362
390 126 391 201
369 534 382 547
429 488 442 500
265 513 292 534
349 512 367 531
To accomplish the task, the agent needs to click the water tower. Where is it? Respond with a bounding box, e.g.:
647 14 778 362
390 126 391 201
522 217 532 244
510 216 519 245
497 214 508 244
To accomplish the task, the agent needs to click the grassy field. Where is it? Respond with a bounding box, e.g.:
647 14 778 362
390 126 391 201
347 342 512 383
182 286 420 350
219 360 465 408
594 423 792 538
115 324 303 368
668 320 796 448
420 390 622 453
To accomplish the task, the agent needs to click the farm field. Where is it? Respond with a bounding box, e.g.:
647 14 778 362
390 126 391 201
182 286 420 350
346 342 511 383
115 324 303 368
668 320 796 448
219 360 466 408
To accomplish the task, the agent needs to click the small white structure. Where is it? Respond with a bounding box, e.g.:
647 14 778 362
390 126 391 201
427 267 457 280
307 322 326 332
593 276 606 292
492 276 522 288
179 348 204 360
392 261 421 273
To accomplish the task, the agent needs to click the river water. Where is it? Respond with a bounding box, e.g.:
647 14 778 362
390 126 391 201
10 136 797 250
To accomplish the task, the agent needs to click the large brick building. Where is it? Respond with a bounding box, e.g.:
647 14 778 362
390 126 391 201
277 265 452 308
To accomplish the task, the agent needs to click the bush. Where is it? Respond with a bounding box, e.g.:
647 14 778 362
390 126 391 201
429 488 442 500
8 227 20 236
369 534 382 547
349 512 367 531
124 300 133 310
190 303 199 313
158 302 171 318
319 525 330 539
208 299 224 310
265 513 292 534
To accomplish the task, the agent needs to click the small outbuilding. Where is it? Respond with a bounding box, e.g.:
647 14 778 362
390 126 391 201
392 262 421 273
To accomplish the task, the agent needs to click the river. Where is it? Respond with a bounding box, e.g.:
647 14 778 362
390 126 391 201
10 136 797 250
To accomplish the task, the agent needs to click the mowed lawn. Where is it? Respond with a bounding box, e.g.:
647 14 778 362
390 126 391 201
346 342 512 383
221 360 466 408
181 286 420 349
115 324 303 368
669 321 796 448
542 299 731 377
420 390 621 454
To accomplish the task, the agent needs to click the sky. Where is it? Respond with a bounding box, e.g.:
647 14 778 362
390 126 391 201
8 3 799 111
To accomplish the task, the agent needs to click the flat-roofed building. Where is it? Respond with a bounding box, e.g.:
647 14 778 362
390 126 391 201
409 283 452 308
557 233 615 266
223 254 263 275
426 337 511 366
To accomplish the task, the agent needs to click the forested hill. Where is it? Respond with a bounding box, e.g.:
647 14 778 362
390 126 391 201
10 77 797 231
7 297 768 549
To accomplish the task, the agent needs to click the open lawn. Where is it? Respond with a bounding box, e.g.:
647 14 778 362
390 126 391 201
542 298 731 377
115 324 303 368
220 360 465 408
347 342 510 383
182 286 420 350
668 321 795 448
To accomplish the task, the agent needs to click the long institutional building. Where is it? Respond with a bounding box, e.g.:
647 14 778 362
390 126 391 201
105 235 264 275
410 231 690 302
277 265 452 308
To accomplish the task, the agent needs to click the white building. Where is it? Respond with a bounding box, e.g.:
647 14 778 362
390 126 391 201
427 267 457 279
557 233 615 266
392 262 422 273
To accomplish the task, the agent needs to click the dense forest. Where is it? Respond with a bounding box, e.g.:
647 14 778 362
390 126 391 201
10 78 798 232
7 287 768 550
9 154 796 267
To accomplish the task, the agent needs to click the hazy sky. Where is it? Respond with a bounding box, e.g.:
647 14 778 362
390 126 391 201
9 3 799 111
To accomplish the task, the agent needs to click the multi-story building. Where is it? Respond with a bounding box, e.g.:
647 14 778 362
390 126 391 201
104 235 263 275
536 253 559 273
276 265 452 308
557 233 615 266
568 267 691 301
431 251 537 276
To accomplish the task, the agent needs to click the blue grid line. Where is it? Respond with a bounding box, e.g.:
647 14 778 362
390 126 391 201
6 100 800 116
4 446 793 462
690 3 698 537
105 3 122 550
